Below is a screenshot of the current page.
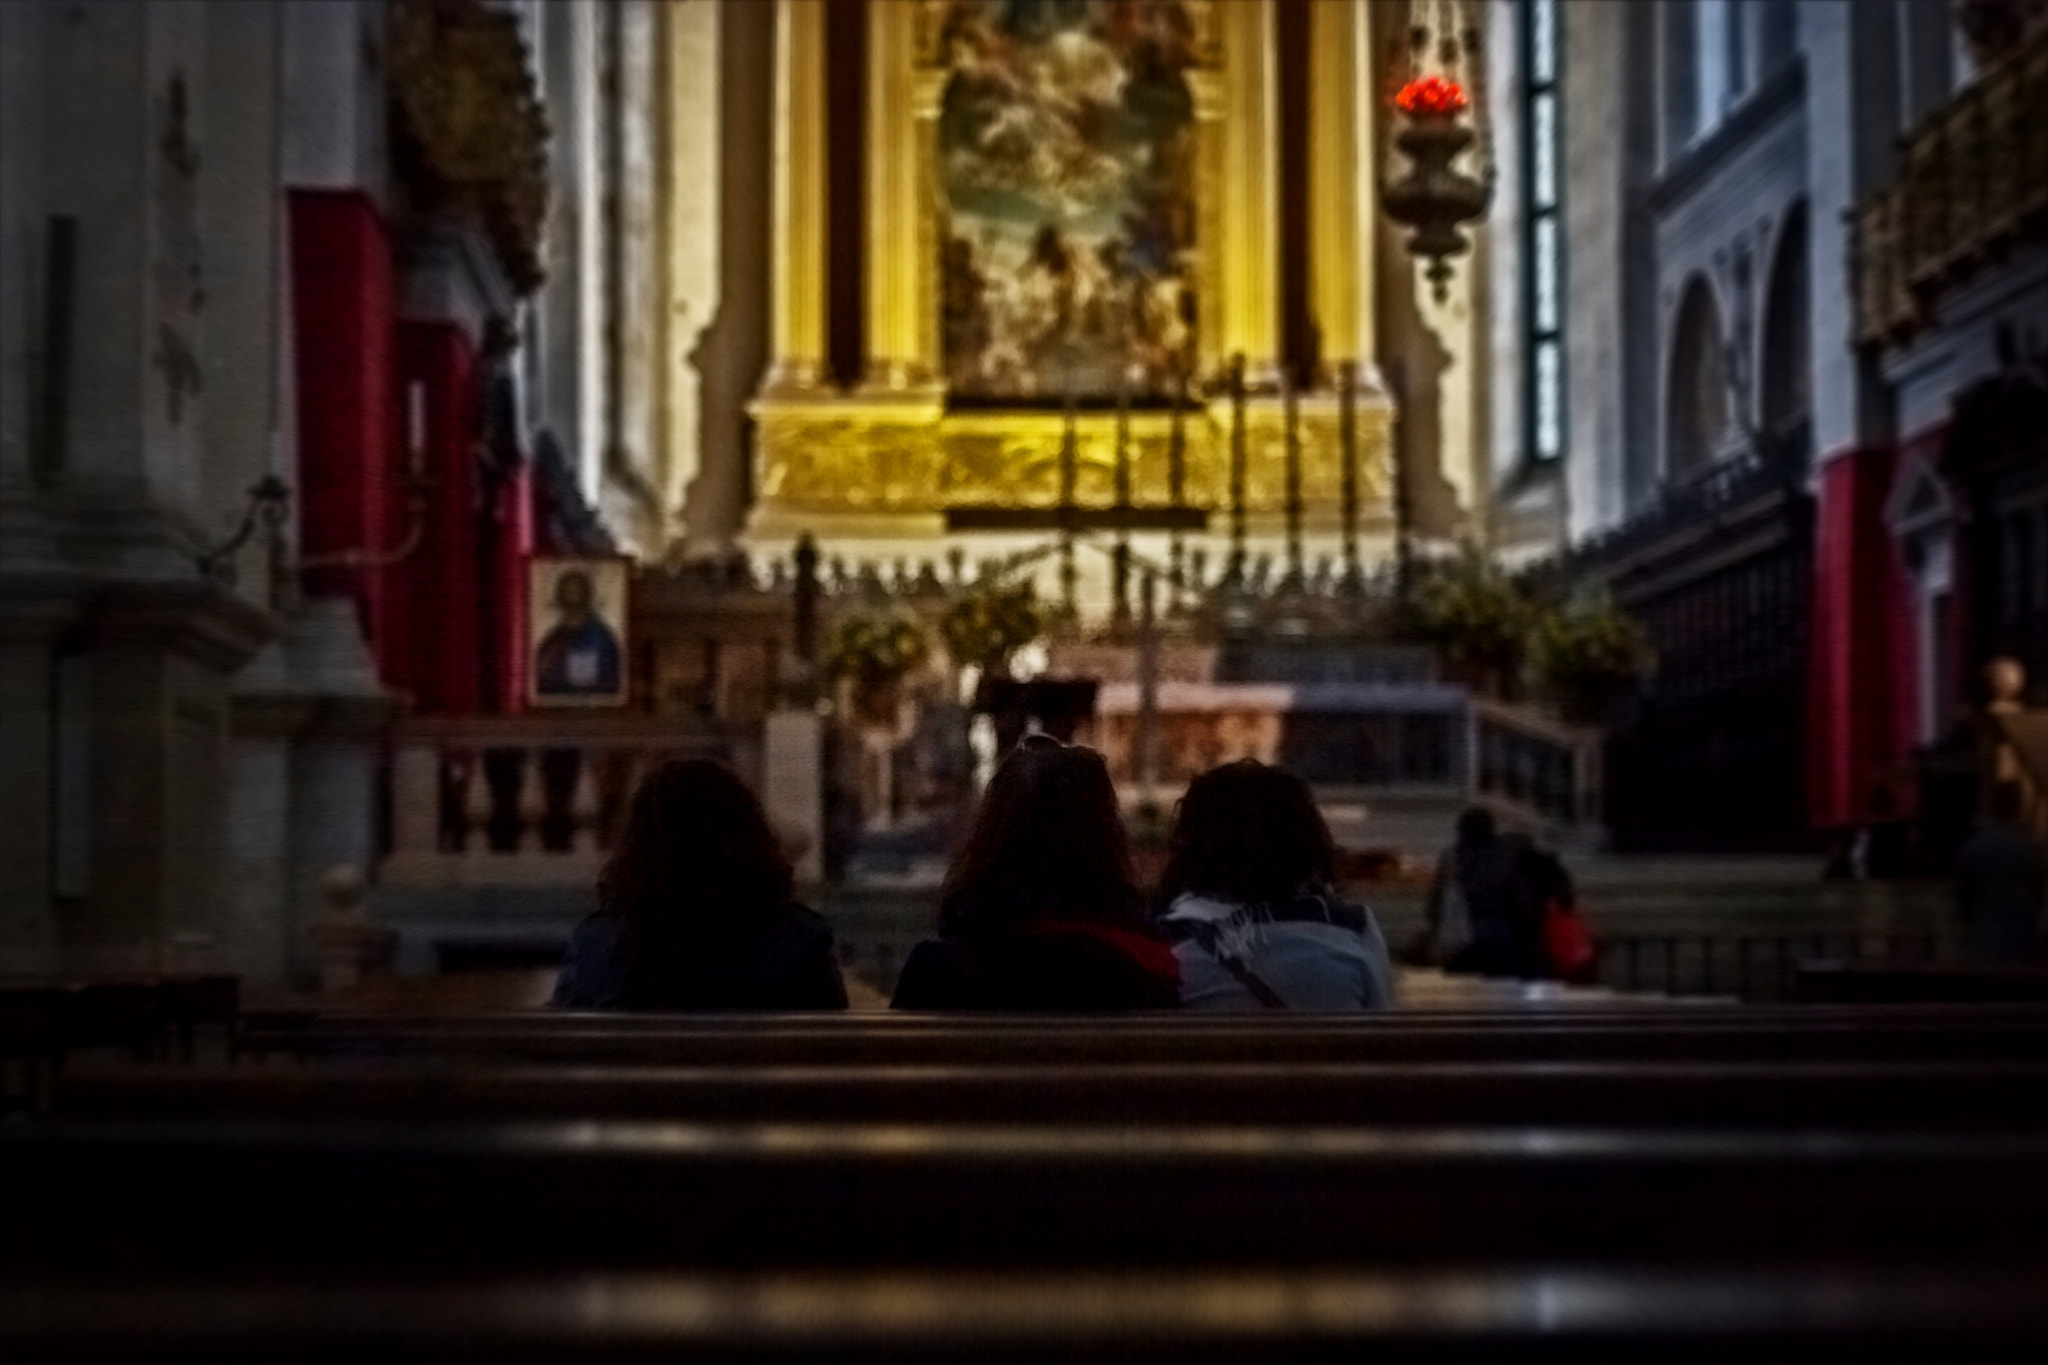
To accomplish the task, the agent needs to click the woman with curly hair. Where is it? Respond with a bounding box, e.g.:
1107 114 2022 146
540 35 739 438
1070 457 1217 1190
553 758 847 1010
891 735 1180 1010
1156 759 1393 1010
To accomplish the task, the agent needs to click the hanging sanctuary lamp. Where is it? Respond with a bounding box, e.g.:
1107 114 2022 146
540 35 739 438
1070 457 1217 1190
1381 0 1494 302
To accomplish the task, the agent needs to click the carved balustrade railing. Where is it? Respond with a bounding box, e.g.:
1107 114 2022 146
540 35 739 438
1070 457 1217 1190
381 715 750 888
1854 27 2048 349
1471 697 1604 828
1080 682 1603 833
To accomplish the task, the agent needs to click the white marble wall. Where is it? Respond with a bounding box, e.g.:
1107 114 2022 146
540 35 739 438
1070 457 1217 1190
1803 0 1899 462
0 0 424 982
1558 0 1662 537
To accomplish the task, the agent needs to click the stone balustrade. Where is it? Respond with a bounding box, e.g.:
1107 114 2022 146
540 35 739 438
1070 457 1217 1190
1080 681 1602 839
381 716 752 889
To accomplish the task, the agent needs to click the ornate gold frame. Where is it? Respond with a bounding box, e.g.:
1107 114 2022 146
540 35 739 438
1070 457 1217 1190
748 0 1394 540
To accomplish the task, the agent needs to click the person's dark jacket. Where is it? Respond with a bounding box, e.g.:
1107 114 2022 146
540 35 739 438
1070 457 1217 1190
890 920 1182 1010
553 903 849 1010
1430 839 1545 978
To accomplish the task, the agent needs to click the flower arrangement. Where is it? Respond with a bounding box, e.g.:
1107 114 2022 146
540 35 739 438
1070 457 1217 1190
939 581 1044 679
1532 594 1656 725
1394 74 1469 117
824 612 930 724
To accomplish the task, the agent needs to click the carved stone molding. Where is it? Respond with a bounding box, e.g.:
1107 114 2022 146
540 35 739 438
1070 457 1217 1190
387 0 551 294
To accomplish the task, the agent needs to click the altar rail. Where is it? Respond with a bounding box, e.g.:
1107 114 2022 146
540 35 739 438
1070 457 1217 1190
1087 682 1602 832
381 716 752 888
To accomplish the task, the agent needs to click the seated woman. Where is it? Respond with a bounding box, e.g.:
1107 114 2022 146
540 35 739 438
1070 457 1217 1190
1419 807 1546 979
553 758 848 1010
891 735 1180 1010
1156 760 1393 1011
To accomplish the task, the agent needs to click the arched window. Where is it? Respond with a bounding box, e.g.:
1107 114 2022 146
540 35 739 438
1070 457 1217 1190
1759 203 1812 461
1666 278 1734 483
1524 0 1565 461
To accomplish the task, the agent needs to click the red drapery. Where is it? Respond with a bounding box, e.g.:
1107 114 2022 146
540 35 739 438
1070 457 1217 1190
290 191 530 716
1807 444 1919 827
389 321 482 714
288 189 396 646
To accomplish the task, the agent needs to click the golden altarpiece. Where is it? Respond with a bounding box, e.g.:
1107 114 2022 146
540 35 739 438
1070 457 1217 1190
743 0 1469 585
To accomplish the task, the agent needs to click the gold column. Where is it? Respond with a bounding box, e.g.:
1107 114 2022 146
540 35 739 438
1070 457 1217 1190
863 0 932 391
1309 0 1377 378
1187 69 1226 374
914 67 947 375
1219 0 1280 386
764 0 825 393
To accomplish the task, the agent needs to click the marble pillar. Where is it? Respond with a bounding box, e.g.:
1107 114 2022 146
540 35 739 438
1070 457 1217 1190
1219 0 1282 387
228 595 392 987
862 0 936 392
602 0 666 554
1308 0 1380 387
762 0 826 395
685 0 771 556
664 0 721 549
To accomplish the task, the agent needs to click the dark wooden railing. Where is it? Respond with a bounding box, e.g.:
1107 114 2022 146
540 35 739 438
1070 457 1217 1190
1594 932 1944 1001
1853 25 2048 349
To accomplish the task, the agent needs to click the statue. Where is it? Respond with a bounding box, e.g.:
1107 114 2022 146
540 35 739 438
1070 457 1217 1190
1986 656 2027 714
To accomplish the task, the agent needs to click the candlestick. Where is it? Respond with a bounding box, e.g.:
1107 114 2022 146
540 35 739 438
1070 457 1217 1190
1283 368 1303 587
1168 360 1187 506
1228 353 1247 585
1060 380 1078 622
1113 370 1131 509
1168 356 1188 598
1340 363 1360 590
1059 386 1078 514
1113 370 1132 628
1136 569 1160 823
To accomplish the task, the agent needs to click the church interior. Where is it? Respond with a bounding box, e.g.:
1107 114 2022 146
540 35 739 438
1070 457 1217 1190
4 0 2048 1353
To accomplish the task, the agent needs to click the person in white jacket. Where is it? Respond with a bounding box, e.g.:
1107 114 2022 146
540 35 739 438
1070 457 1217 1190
1156 760 1394 1010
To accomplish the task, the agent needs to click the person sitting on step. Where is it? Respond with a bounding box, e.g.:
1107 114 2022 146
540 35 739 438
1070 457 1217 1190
1156 759 1394 1011
554 758 848 1011
891 735 1181 1011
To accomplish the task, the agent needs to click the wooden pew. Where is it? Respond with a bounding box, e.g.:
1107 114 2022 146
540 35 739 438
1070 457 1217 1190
7 1117 2048 1275
0 975 238 1111
230 1006 2048 1067
18 1004 2048 1355
8 1263 2048 1362
1796 961 2048 1003
52 1057 2048 1130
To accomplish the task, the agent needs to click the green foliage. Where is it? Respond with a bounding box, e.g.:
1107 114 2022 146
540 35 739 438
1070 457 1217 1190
1531 593 1656 723
1395 548 1653 719
939 581 1044 676
1404 546 1537 678
823 612 929 690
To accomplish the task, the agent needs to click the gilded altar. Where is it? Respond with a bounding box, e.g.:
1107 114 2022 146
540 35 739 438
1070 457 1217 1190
747 0 1401 548
752 397 1394 526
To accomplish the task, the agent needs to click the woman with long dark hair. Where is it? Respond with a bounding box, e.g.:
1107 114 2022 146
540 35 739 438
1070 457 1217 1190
1156 759 1392 1010
1416 806 1545 978
553 758 848 1010
891 735 1180 1010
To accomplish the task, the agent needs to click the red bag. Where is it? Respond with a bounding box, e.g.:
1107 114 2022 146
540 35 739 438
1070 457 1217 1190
1544 897 1597 983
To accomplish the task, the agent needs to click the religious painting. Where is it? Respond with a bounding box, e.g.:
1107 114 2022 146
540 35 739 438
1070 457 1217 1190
937 0 1198 402
528 556 630 707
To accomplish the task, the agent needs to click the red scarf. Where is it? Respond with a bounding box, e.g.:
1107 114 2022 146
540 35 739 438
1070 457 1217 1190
1008 919 1183 986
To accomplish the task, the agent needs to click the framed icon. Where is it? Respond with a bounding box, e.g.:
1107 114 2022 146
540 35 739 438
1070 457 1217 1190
528 555 630 707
